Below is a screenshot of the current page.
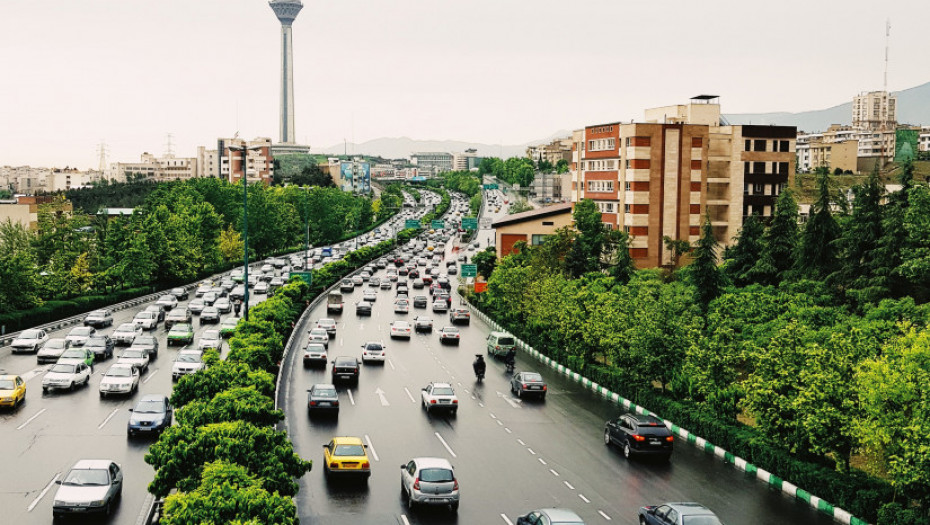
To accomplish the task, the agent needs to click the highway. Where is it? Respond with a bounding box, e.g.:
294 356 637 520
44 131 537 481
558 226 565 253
279 192 836 525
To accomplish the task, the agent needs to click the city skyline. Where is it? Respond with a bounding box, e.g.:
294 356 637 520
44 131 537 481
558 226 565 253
1 0 928 168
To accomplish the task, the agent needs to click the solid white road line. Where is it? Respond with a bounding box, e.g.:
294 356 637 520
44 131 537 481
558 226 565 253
598 510 612 520
364 434 380 461
98 408 119 429
500 514 515 525
143 368 159 384
17 408 46 430
404 387 416 403
400 514 411 525
388 359 396 370
434 432 457 458
579 493 590 503
27 473 59 511
347 389 355 406
564 481 575 490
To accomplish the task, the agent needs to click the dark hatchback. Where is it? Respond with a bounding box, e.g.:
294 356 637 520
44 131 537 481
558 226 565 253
307 383 340 417
127 394 173 437
85 335 114 360
604 413 674 460
356 301 373 316
331 356 360 384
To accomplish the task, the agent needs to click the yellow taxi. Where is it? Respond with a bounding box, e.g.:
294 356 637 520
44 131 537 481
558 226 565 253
0 373 26 408
322 436 371 481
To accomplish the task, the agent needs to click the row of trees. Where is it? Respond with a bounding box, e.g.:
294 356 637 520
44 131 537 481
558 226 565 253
0 178 387 315
478 157 536 188
471 171 930 522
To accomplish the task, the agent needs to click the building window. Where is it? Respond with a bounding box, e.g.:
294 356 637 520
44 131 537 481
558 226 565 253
625 181 631 191
779 162 789 174
531 234 549 246
624 204 631 214
603 223 614 230
542 221 554 226
753 161 765 174
754 140 767 152
745 139 752 151
780 140 790 152
624 225 631 234
753 183 764 194
692 137 703 147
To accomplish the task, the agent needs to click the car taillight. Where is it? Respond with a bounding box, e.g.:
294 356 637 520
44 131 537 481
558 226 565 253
330 462 338 469
666 436 674 442
453 478 459 490
452 399 458 404
354 368 358 373
430 399 437 404
632 434 646 442
413 479 420 490
362 461 370 468
521 383 527 389
310 401 317 406
542 385 547 391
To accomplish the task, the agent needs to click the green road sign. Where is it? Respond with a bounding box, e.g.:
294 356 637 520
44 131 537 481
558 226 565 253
431 220 445 230
461 217 478 230
404 219 421 229
289 271 312 286
460 264 477 277
483 184 499 190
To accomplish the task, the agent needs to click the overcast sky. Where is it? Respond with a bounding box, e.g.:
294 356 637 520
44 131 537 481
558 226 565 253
1 0 927 168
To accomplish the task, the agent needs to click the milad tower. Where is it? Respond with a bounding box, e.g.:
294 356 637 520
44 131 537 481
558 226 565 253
269 0 310 154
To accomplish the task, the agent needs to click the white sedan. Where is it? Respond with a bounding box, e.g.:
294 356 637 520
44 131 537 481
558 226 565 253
156 294 178 310
99 364 140 397
390 321 412 339
198 330 224 352
117 348 150 372
65 326 96 347
42 363 91 392
172 350 206 379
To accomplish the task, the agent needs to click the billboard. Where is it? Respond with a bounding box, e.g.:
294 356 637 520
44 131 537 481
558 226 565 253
340 162 371 193
895 129 919 163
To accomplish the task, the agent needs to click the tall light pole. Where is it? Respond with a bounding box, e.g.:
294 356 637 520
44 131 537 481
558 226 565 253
228 142 263 321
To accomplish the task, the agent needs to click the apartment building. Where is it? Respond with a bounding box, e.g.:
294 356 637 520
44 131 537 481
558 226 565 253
921 127 930 153
0 195 72 230
527 138 573 166
572 96 795 268
852 90 896 131
411 152 454 174
217 137 274 184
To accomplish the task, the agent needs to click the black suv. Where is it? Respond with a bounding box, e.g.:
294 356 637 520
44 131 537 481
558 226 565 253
331 356 360 384
604 414 674 461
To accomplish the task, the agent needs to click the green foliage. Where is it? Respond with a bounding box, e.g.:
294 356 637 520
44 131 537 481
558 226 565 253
471 246 497 279
160 461 297 525
723 214 764 286
795 168 840 280
508 199 533 214
687 215 723 310
565 199 606 277
752 190 799 285
65 180 161 213
479 156 536 187
174 387 284 429
171 361 275 408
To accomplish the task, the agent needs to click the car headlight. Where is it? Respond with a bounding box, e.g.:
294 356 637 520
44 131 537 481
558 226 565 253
92 499 107 506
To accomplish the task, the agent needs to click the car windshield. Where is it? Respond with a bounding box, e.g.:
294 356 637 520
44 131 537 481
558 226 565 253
134 400 166 413
499 337 515 345
86 337 107 346
70 327 91 336
60 349 85 358
333 444 365 456
335 359 356 366
116 324 136 332
203 330 220 339
106 367 133 377
314 388 337 397
171 325 191 332
443 328 458 334
365 344 383 351
523 373 543 382
122 350 144 359
50 364 77 374
683 517 723 525
177 353 202 363
21 330 42 339
63 469 109 486
432 387 454 396
0 379 16 389
394 322 410 329
136 336 156 345
419 468 454 482
137 312 154 319
46 340 66 348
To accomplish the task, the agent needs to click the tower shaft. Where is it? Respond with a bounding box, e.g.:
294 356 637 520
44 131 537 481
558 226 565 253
269 1 303 146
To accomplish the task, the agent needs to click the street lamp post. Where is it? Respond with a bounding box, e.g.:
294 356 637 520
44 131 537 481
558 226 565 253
228 142 263 321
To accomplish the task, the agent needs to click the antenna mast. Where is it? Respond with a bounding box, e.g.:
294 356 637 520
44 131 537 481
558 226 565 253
883 19 890 92
164 133 175 157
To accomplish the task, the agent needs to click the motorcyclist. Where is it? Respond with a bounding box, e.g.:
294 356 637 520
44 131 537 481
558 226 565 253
473 355 486 379
233 299 242 317
504 348 516 373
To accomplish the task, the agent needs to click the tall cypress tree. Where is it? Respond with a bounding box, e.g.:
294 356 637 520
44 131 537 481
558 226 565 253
795 168 840 279
725 213 765 286
873 160 914 298
831 166 884 296
690 215 724 309
752 190 799 285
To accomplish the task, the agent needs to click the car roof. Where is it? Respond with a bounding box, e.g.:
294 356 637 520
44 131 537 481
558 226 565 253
0 374 22 380
139 394 168 402
539 508 585 521
411 457 454 469
429 382 453 388
667 502 716 516
72 459 114 470
311 383 336 390
629 414 665 426
331 436 364 445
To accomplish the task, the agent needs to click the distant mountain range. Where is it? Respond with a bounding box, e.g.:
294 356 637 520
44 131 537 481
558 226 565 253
314 82 930 160
724 81 930 132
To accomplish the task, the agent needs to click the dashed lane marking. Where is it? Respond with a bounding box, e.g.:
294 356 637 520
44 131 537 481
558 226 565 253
579 494 590 503
500 514 514 525
347 389 355 406
98 408 119 429
404 387 416 403
434 431 457 458
388 359 396 370
564 481 575 490
142 368 159 384
598 510 612 520
517 438 526 446
27 473 59 512
538 458 547 465
400 515 411 525
17 408 46 430
527 448 536 455
549 469 559 476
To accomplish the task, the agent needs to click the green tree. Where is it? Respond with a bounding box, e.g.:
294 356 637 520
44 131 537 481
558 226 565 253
565 199 606 277
175 387 284 428
724 213 765 286
662 236 691 270
688 215 723 310
752 190 799 285
171 361 275 408
290 162 334 187
555 159 569 174
899 185 930 301
218 225 244 263
603 229 635 284
508 199 533 214
160 461 297 525
472 246 498 279
795 168 840 280
832 167 885 300
872 160 914 298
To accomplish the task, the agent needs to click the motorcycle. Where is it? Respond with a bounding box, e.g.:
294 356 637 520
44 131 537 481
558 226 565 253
473 355 486 382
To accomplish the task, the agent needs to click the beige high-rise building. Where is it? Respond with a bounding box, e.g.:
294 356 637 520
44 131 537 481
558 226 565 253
852 91 896 131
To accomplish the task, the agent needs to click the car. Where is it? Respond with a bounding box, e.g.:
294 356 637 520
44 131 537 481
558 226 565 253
195 283 212 297
363 289 377 302
215 297 232 313
438 326 460 345
511 371 548 399
85 335 114 360
167 323 195 346
170 287 189 300
83 309 114 328
380 279 393 290
307 383 340 417
639 502 723 525
605 413 675 461
413 316 434 333
113 323 143 346
255 281 270 294
420 382 459 415
327 292 345 313
0 373 26 408
449 308 470 325
61 327 94 349
308 328 330 348
394 298 410 314
220 317 239 338
351 275 364 286
303 343 328 368
37 338 72 364
11 328 49 354
202 291 218 306
397 284 410 296
145 304 167 322
189 298 206 313
412 278 425 289
331 356 361 384
487 331 516 357
52 459 123 519
133 310 160 330
516 508 586 525
412 295 430 308
400 457 460 512
197 329 224 351
99 364 140 397
131 335 159 358
57 348 96 368
359 271 371 282
200 306 221 325
172 350 205 379
361 341 386 363
165 307 192 329
369 276 381 287
432 299 449 312
316 318 337 337
42 363 91 392
340 278 355 292
323 436 371 481
156 294 179 310
390 321 412 339
230 285 246 301
117 347 150 372
128 394 173 436
356 301 372 316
